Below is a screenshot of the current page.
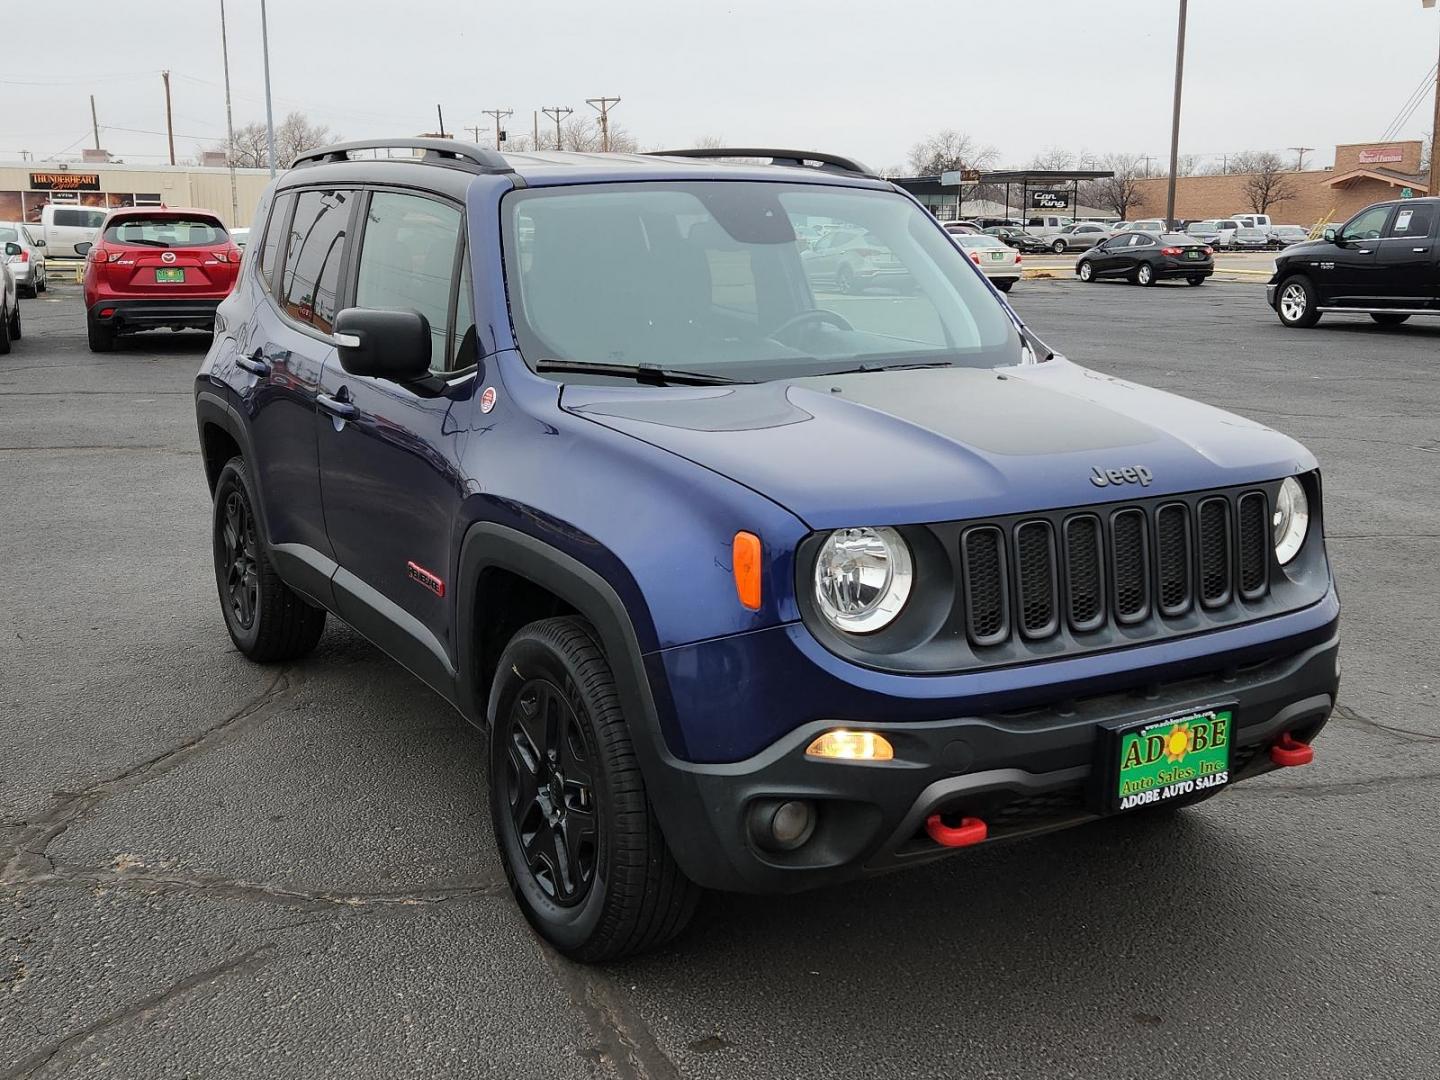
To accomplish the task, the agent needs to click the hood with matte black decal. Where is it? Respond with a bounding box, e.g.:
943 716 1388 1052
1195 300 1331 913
563 361 1316 529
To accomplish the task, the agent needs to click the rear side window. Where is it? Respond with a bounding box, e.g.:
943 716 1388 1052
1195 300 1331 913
282 189 353 334
54 208 107 228
1386 204 1434 238
353 191 464 371
258 192 294 288
103 216 227 247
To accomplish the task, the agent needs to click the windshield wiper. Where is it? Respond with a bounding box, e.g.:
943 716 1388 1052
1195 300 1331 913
817 360 956 376
123 238 169 247
534 359 749 385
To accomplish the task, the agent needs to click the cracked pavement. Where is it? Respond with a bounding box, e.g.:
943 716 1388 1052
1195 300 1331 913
1 281 1437 1079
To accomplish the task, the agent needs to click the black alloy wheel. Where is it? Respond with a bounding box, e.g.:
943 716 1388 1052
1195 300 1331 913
219 488 260 631
503 677 599 907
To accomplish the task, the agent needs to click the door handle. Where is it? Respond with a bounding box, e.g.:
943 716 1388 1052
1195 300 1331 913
1357 248 1372 254
317 392 355 420
237 349 269 377
1413 247 1430 253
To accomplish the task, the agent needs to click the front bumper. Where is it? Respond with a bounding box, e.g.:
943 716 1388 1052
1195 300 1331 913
644 615 1339 893
1266 283 1280 310
88 299 221 333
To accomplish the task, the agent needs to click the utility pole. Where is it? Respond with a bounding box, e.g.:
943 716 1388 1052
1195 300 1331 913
1142 154 1153 177
1164 0 1188 230
219 0 239 227
161 71 176 165
260 0 277 176
542 106 572 150
533 110 539 149
1289 146 1314 171
90 95 100 150
465 125 485 143
586 96 620 151
482 109 513 150
1428 0 1440 196
436 104 449 138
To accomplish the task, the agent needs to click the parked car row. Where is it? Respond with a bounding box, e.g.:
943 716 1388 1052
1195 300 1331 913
0 222 50 297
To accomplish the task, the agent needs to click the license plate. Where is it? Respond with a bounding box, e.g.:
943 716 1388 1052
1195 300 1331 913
990 251 1007 261
1185 249 1202 259
1096 706 1233 813
155 268 186 283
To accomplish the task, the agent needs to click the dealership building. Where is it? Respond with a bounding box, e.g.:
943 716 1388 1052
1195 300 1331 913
0 161 271 230
1129 140 1430 228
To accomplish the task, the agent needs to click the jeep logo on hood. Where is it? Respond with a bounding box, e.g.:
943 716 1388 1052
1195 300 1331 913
1091 465 1153 488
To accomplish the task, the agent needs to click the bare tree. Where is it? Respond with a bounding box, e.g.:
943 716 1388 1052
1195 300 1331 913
692 134 726 149
1080 153 1149 219
1029 146 1076 171
557 116 637 153
1241 151 1297 214
1175 154 1200 177
207 111 337 168
906 129 998 176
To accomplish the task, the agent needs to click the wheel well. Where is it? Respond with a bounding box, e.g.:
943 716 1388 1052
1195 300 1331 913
473 567 578 706
200 422 241 492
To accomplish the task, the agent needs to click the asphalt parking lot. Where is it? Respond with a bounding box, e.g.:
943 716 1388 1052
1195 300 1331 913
2 279 1437 1080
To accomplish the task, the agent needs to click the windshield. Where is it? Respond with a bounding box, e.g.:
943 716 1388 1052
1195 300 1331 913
501 181 1021 382
103 215 228 247
0 227 19 244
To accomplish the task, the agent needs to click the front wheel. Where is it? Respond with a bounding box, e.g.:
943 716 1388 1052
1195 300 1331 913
994 279 1014 292
7 302 19 340
0 303 10 356
36 270 46 294
1135 262 1156 287
211 457 326 661
1051 239 1067 254
1187 275 1206 286
1370 312 1410 326
1276 277 1321 328
1078 260 1095 282
490 616 699 961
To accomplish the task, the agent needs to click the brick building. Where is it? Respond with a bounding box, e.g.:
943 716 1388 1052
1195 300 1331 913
1130 140 1430 228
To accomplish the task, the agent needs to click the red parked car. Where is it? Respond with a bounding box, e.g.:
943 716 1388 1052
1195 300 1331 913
79 207 241 352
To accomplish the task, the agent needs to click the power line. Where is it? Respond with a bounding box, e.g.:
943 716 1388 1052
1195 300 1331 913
585 96 620 152
541 106 572 150
481 108 513 150
1288 146 1315 170
1379 62 1438 143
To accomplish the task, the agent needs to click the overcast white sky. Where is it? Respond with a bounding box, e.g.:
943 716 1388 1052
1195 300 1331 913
3 0 1438 172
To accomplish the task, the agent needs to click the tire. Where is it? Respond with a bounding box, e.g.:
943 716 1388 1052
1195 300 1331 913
1370 313 1410 326
490 616 700 962
1135 262 1155 287
994 279 1014 292
1276 276 1321 328
36 271 46 294
1051 239 1067 254
0 302 10 356
211 456 326 662
1078 260 1095 283
20 283 36 299
1187 275 1206 286
8 303 19 340
87 317 116 353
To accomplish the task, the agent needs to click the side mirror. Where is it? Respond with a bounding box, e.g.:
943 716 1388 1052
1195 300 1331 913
32 239 45 248
74 241 92 256
333 308 432 382
1322 227 1337 243
3 243 19 258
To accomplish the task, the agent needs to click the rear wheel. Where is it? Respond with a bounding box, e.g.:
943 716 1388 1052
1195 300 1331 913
1078 260 1095 283
87 317 116 353
1187 275 1206 286
0 302 10 356
837 265 858 295
1370 312 1410 326
7 303 19 340
1276 276 1321 328
490 616 700 961
1135 262 1156 286
211 457 326 661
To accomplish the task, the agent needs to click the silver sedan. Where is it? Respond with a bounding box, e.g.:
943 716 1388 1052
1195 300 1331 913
0 222 49 297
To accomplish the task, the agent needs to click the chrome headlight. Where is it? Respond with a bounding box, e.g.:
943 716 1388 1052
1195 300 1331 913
1272 476 1310 565
813 527 913 633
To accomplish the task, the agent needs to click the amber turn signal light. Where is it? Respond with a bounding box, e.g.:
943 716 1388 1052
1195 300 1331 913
805 729 894 762
733 531 762 611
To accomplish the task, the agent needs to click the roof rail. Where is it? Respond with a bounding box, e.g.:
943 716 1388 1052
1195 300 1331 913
291 138 512 173
646 147 877 179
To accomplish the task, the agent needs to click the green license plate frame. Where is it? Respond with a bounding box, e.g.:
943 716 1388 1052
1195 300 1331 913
1093 704 1235 814
155 267 186 283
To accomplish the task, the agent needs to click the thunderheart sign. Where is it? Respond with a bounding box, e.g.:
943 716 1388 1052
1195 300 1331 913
30 172 101 191
1113 709 1232 811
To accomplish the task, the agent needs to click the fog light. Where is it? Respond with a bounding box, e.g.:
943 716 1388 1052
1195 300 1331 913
748 799 816 852
805 729 894 762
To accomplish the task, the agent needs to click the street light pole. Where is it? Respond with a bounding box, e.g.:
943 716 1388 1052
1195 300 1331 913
219 0 239 227
1426 0 1440 197
261 0 277 176
1165 0 1188 230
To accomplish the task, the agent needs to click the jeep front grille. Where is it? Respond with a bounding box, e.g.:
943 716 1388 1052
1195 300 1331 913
956 488 1272 650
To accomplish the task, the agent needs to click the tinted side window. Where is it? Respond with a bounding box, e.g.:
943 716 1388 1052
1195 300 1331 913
1341 205 1390 242
1386 204 1434 238
282 189 353 333
258 192 294 290
354 192 463 372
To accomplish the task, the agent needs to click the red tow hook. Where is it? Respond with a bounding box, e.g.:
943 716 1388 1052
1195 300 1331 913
925 814 988 848
1270 731 1315 768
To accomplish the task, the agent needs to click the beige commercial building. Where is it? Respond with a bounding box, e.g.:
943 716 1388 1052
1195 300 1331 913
0 161 272 229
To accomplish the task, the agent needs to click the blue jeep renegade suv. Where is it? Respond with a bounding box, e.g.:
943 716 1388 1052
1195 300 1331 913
194 141 1340 960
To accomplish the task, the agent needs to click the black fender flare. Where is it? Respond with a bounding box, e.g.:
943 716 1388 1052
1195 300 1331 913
194 385 273 544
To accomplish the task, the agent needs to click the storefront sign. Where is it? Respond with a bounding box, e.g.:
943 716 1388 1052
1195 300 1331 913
29 172 101 191
1030 190 1070 209
1358 148 1404 165
940 168 982 185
